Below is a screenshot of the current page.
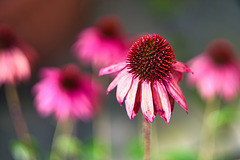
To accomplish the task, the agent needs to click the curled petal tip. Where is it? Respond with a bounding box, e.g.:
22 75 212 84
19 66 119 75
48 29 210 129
185 108 189 114
162 116 170 124
144 114 155 123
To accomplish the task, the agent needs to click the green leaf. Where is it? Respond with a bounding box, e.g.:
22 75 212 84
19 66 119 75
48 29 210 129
10 140 37 160
54 135 83 158
82 138 109 160
125 138 144 159
217 106 238 127
155 149 198 160
207 106 238 128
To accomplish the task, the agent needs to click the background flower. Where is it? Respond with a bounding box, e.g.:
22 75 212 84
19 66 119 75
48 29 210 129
72 15 130 69
0 24 37 85
187 39 240 101
33 64 102 122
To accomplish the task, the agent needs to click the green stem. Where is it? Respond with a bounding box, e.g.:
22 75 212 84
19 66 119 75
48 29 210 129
5 84 37 160
49 120 75 160
198 98 221 160
143 120 151 160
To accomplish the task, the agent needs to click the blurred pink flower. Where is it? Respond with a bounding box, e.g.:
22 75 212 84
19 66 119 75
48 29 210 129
33 64 102 122
73 15 129 69
99 34 192 123
0 24 37 85
187 39 240 101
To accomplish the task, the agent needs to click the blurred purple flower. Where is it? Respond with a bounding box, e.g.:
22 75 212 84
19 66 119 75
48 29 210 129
33 64 102 122
0 24 37 85
73 15 129 69
187 39 240 101
99 34 191 123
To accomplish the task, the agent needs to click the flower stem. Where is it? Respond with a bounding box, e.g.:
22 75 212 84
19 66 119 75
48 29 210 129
49 119 75 160
143 120 151 160
198 98 221 160
5 84 37 159
5 84 31 141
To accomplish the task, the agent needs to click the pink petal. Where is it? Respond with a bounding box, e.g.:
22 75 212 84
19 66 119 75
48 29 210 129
164 76 188 113
196 67 218 100
141 81 155 123
172 70 183 83
220 65 239 101
152 81 171 123
172 61 192 73
125 77 140 119
106 68 128 94
116 73 133 105
99 62 126 76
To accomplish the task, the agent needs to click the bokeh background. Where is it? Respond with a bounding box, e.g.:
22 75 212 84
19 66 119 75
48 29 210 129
1 0 240 159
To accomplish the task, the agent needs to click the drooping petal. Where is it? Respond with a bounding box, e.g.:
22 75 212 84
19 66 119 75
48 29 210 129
168 94 175 113
164 75 188 113
141 81 155 123
152 81 171 123
106 68 128 94
220 64 239 101
116 73 133 105
172 70 183 83
172 61 192 73
196 66 218 100
125 77 139 119
99 62 126 76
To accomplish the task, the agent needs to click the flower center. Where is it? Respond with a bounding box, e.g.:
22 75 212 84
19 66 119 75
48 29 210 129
127 34 176 82
95 15 123 38
60 65 81 91
61 77 79 91
0 34 14 50
206 39 236 65
0 27 15 50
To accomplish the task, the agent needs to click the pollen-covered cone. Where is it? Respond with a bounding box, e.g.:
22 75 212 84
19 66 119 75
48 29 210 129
0 24 37 85
73 15 129 69
33 64 102 122
187 39 240 101
99 34 192 123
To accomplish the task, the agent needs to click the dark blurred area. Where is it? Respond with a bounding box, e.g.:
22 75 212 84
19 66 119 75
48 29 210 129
1 0 240 159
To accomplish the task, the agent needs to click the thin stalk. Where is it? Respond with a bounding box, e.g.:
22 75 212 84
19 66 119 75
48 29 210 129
5 84 31 141
49 119 75 160
143 120 151 160
5 84 36 159
198 98 221 160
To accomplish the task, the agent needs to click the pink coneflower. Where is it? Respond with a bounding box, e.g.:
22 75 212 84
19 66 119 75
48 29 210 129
33 64 102 122
73 15 129 69
0 24 36 85
187 39 240 101
99 34 192 123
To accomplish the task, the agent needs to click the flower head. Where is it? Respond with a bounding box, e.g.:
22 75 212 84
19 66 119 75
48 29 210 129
99 34 191 123
73 15 129 69
33 64 102 122
187 39 240 101
0 24 36 85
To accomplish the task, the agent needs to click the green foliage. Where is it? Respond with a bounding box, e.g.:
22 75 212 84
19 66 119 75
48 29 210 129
125 138 144 160
10 139 39 160
81 138 109 160
208 106 238 128
155 149 197 160
51 135 83 160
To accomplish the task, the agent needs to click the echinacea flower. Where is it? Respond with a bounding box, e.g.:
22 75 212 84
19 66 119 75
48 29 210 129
187 39 240 101
99 34 192 123
0 24 36 85
33 64 102 122
73 15 129 69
